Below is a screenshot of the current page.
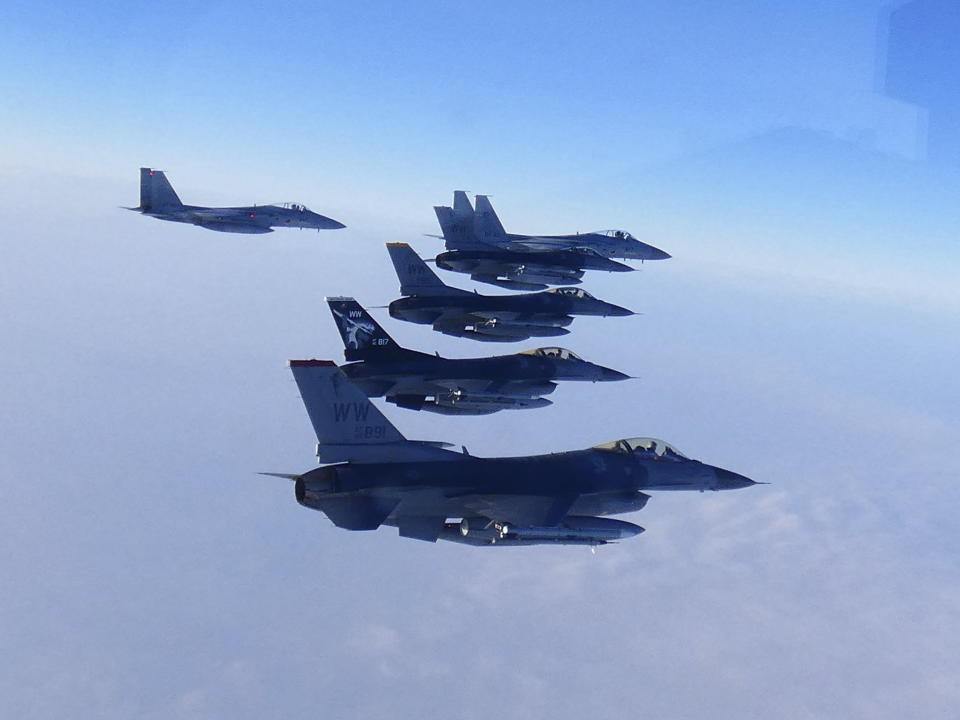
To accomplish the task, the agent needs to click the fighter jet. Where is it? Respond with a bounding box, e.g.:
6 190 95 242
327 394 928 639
267 360 759 546
431 191 669 289
386 243 634 342
326 296 630 415
127 168 345 233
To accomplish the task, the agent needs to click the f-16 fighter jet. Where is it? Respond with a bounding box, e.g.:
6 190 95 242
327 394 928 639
267 360 759 546
431 191 669 289
386 243 634 342
127 168 345 233
326 297 630 415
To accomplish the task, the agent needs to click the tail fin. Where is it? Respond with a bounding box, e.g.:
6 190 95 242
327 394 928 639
139 168 183 212
434 206 481 249
326 297 405 361
289 360 456 463
453 190 473 213
290 360 405 462
473 195 506 242
434 190 479 249
386 242 468 297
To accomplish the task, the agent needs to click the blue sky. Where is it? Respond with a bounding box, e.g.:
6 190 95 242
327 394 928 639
2 1 959 718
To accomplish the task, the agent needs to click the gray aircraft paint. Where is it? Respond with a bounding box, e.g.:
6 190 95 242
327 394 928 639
128 168 345 233
385 243 634 342
432 191 669 289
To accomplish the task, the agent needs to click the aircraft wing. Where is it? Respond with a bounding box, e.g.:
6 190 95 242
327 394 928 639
186 209 247 221
431 309 477 331
183 209 273 234
426 377 496 392
505 237 572 252
456 493 578 527
426 378 551 396
380 376 511 396
470 310 570 326
378 377 452 397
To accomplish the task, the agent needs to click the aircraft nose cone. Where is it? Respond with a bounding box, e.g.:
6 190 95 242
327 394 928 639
599 366 631 382
606 303 635 317
311 213 345 229
650 247 671 260
713 467 757 490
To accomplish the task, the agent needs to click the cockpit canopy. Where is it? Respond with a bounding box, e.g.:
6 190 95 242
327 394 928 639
594 229 636 241
592 437 689 461
520 347 582 360
277 202 310 212
545 287 595 299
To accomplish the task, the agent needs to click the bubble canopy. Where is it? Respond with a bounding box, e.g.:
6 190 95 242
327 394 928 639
592 437 689 460
519 347 582 360
545 287 595 299
594 229 636 240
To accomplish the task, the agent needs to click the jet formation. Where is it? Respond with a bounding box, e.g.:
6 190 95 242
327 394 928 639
272 192 758 546
127 171 759 546
128 168 344 233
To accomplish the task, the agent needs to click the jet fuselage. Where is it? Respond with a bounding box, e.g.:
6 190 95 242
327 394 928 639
341 351 628 388
132 168 345 233
499 232 672 261
389 291 633 324
144 203 345 233
297 448 755 524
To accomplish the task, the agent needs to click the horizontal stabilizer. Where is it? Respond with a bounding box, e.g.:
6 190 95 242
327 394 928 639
396 515 446 542
317 495 400 530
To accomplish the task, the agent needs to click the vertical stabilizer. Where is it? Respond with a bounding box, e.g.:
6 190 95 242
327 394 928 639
289 360 457 463
453 190 473 213
326 297 405 361
473 195 506 242
290 360 406 463
434 190 478 249
139 167 183 212
434 206 477 249
386 243 467 297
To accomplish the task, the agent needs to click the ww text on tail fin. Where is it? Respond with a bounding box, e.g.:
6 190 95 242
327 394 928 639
473 195 507 242
386 242 470 297
434 205 482 249
289 360 457 464
326 297 407 361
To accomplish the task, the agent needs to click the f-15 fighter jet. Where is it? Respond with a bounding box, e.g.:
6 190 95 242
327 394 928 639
431 191 669 289
326 297 630 415
127 168 345 233
386 243 634 342
267 360 759 546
